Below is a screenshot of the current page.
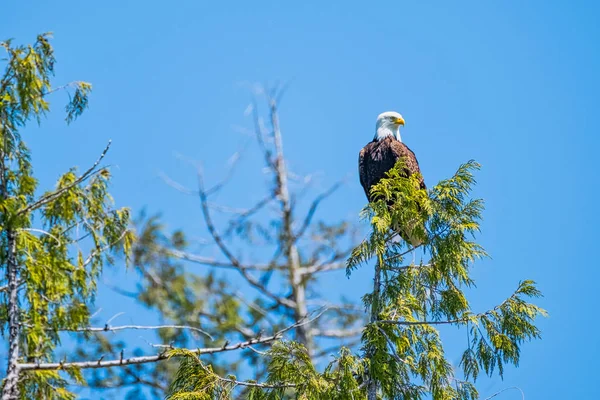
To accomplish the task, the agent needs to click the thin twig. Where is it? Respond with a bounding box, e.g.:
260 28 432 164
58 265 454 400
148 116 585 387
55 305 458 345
62 324 214 341
0 280 25 294
484 386 525 400
167 248 273 271
222 194 275 237
251 98 275 170
205 145 248 196
197 168 296 310
41 81 84 98
158 172 197 195
18 141 112 216
311 326 364 338
293 181 343 243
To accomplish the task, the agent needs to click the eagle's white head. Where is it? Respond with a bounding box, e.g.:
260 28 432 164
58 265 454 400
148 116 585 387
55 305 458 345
375 111 405 142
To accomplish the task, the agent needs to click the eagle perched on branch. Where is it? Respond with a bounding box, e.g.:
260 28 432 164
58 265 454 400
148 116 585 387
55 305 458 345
359 111 426 246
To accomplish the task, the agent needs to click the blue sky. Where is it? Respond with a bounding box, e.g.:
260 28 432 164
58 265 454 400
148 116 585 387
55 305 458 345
3 1 600 398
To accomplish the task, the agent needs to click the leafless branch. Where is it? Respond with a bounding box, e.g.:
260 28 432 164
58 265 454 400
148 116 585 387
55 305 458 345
0 280 25 294
233 291 278 327
19 308 327 371
222 194 275 237
484 386 525 400
106 312 126 325
302 262 346 276
167 248 273 272
158 172 197 195
41 81 86 98
103 282 139 299
19 340 265 371
205 146 248 196
311 326 364 338
251 98 276 171
294 181 343 242
62 324 214 341
301 247 354 276
197 168 296 310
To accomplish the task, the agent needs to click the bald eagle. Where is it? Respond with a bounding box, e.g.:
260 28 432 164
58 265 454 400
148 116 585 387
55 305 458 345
359 111 426 246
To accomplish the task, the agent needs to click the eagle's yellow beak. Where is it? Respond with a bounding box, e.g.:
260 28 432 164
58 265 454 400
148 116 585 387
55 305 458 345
395 116 405 126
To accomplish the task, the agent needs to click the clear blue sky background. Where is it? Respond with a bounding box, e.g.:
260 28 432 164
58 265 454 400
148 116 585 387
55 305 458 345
3 1 599 398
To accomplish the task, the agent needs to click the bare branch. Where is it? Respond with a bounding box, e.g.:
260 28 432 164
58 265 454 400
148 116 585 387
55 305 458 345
302 262 345 276
233 291 279 328
251 98 276 171
293 181 343 242
19 340 270 371
301 247 354 276
205 145 248 196
62 324 214 341
222 194 275 237
106 312 126 325
19 308 327 371
18 141 112 216
311 326 364 338
167 248 273 272
103 282 139 299
158 171 197 195
0 280 25 294
484 386 525 400
264 89 313 352
197 168 296 310
40 81 86 98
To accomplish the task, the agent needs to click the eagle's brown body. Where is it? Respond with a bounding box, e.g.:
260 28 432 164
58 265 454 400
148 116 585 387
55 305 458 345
359 136 426 247
358 136 425 202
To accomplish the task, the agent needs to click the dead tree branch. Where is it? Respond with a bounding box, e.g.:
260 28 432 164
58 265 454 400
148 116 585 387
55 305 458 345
167 248 274 272
197 168 296 310
19 309 327 371
62 324 214 340
293 181 343 243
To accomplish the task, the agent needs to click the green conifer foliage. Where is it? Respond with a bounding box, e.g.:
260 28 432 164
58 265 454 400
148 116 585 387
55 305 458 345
167 160 546 399
0 34 133 399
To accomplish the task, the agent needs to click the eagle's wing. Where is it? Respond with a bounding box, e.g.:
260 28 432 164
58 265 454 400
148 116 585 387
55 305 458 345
389 140 426 190
358 146 370 199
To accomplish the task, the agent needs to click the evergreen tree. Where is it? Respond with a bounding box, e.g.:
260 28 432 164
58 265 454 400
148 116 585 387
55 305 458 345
166 159 546 399
0 34 133 399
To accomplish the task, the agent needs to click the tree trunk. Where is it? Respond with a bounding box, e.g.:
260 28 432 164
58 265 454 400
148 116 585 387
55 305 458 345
3 230 20 399
269 100 313 355
367 259 382 400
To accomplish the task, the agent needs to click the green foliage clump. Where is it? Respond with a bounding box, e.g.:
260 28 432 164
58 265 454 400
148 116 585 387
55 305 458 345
0 33 132 399
167 159 546 399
